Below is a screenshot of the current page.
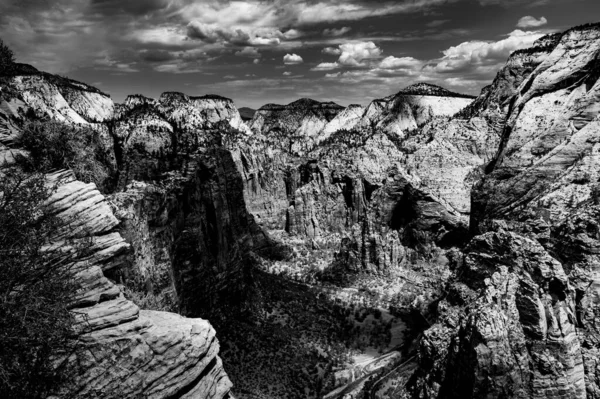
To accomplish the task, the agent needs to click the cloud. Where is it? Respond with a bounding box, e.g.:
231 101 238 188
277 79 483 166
253 58 260 64
426 20 449 28
186 21 281 47
139 49 177 62
337 41 382 67
283 71 292 76
323 27 351 37
379 56 423 70
283 29 304 39
311 62 340 71
322 47 342 56
516 16 548 28
423 30 544 76
478 0 549 6
235 47 261 58
284 53 304 64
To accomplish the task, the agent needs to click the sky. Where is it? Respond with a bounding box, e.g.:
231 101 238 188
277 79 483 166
0 0 598 109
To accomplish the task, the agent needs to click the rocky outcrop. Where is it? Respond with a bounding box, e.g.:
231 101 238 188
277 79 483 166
413 232 584 399
42 170 232 399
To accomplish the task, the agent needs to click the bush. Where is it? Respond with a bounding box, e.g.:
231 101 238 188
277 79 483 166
0 39 15 74
0 169 80 398
18 121 116 192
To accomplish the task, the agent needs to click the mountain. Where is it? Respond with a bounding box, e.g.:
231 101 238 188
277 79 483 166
1 21 600 399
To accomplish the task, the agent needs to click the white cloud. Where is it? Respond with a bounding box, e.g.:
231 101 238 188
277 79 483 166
283 29 304 39
284 53 303 64
430 29 544 73
283 71 292 76
323 27 351 37
337 41 382 66
379 56 423 70
187 21 282 47
253 58 260 64
516 16 548 28
311 62 340 71
322 47 342 56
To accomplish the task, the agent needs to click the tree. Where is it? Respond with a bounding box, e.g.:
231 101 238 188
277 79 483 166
18 120 116 193
0 39 15 74
0 169 80 398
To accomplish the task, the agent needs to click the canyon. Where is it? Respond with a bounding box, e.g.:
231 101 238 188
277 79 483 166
0 22 599 399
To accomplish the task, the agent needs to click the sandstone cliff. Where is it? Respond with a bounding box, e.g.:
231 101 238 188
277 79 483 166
410 23 600 399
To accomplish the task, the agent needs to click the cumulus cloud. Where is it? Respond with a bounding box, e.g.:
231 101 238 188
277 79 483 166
322 47 342 56
516 16 548 28
253 58 260 64
379 56 423 70
318 28 547 101
284 53 304 65
311 62 340 71
430 29 544 74
337 41 382 66
187 21 282 47
323 27 351 37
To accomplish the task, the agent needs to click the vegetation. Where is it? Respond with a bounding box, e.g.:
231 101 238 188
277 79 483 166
0 39 15 74
18 120 116 192
0 169 80 398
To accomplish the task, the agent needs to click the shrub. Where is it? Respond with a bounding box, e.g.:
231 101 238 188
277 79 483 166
0 169 80 398
18 121 116 192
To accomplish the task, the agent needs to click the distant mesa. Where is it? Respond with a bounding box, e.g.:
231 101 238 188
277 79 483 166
396 82 476 99
238 107 256 121
258 98 344 111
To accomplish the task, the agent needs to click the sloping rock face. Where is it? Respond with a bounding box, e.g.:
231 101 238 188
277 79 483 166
357 83 474 136
0 67 114 123
410 24 600 399
44 171 232 399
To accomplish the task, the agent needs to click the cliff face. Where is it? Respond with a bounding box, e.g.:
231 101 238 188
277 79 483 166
45 170 232 399
410 24 600 399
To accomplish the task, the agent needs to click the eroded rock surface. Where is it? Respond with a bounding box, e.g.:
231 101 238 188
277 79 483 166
43 171 232 399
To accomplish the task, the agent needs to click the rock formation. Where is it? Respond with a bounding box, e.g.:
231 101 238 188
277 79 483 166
45 170 232 399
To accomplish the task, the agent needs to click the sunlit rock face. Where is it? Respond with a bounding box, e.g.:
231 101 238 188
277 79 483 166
43 171 232 399
1 65 114 123
410 24 600 399
357 83 475 136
